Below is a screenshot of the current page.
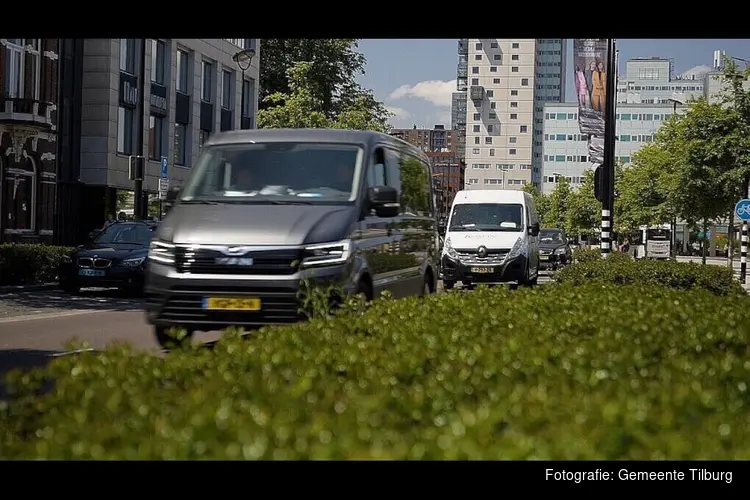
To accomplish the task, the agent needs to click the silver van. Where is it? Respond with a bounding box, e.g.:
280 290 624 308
144 129 439 348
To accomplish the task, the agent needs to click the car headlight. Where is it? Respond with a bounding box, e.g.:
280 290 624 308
443 237 458 259
148 240 175 265
121 256 146 268
554 247 566 255
506 238 525 260
301 239 352 268
61 254 72 264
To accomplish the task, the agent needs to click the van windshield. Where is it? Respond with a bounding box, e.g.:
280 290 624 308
449 203 524 232
179 142 364 204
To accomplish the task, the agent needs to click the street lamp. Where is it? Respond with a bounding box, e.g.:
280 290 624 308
667 94 685 115
233 46 256 126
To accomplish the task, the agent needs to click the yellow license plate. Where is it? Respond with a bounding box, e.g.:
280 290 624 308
202 297 261 311
471 267 493 274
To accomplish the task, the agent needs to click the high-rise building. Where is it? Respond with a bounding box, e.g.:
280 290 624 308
451 39 469 161
463 39 566 191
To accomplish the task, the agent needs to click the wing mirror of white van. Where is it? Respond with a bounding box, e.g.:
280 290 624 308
368 186 400 218
528 222 540 236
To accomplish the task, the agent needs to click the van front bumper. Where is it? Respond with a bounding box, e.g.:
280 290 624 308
441 253 526 283
143 262 356 332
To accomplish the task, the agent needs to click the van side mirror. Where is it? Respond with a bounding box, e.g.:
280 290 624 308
368 186 400 218
528 222 540 236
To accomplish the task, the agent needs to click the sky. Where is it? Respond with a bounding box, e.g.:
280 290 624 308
357 39 750 129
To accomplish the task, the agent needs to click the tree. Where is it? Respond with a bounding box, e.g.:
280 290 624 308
522 183 549 223
567 170 600 238
544 177 574 233
259 39 367 119
258 62 391 132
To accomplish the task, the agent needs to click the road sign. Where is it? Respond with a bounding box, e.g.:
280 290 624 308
735 199 750 221
160 156 168 179
158 178 169 201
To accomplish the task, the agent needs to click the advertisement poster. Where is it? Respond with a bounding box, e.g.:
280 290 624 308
573 38 611 169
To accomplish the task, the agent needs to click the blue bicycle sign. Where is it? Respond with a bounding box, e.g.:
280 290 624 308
735 199 750 221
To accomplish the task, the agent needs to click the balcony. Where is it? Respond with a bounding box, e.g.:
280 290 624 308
457 61 468 79
470 86 485 101
458 39 468 56
0 97 55 130
457 77 468 92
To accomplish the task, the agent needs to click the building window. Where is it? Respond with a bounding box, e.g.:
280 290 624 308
493 78 501 84
472 78 479 85
511 67 519 73
493 54 501 61
511 90 518 96
490 42 498 48
473 113 481 120
509 149 517 155
486 90 494 97
151 39 166 85
117 106 134 155
489 112 497 119
490 102 496 109
474 54 482 61
489 149 495 156
521 78 529 86
174 123 187 166
520 125 528 133
475 42 482 50
201 60 213 103
512 42 520 49
176 49 189 93
148 115 164 160
3 158 37 232
472 125 480 132
242 79 253 117
510 113 518 119
484 137 492 144
510 102 518 108
509 137 517 143
471 149 480 155
120 39 136 74
511 54 519 61
199 130 209 151
222 70 233 110
474 137 480 144
487 125 493 133
471 66 479 74
4 39 40 99
490 66 497 73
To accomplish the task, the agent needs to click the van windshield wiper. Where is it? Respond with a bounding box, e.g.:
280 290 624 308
450 225 481 231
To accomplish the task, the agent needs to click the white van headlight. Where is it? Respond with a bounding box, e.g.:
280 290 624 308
301 239 352 267
148 240 176 265
443 237 459 259
506 238 525 260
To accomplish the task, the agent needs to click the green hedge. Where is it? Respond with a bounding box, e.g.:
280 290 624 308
0 244 74 287
555 256 743 296
572 247 602 263
3 282 750 459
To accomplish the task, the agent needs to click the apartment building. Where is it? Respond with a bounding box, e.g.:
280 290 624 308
426 151 464 216
389 124 456 152
616 57 707 105
541 102 682 194
464 39 566 191
0 39 60 243
451 39 469 161
55 38 259 244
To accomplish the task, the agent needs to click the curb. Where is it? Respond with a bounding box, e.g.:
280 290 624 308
0 283 58 294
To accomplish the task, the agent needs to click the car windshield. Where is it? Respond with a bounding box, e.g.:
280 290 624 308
540 230 564 243
179 142 364 204
95 224 155 245
449 203 524 232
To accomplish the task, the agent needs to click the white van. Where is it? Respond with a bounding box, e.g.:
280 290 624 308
440 189 540 289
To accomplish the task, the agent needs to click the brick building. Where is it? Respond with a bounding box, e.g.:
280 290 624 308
0 39 59 243
390 124 457 153
426 151 464 217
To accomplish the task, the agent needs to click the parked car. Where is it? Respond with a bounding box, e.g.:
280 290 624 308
144 128 439 349
58 221 158 295
538 228 572 271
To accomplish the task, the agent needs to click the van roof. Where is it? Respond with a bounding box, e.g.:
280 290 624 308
452 189 527 204
203 128 430 163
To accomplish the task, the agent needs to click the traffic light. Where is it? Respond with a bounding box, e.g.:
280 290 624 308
594 165 605 202
128 155 145 181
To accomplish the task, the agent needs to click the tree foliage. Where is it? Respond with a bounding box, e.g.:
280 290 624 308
258 39 391 132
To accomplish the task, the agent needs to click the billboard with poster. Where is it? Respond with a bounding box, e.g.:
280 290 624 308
572 38 611 168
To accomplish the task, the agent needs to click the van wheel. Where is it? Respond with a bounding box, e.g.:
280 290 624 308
155 326 194 350
443 280 455 290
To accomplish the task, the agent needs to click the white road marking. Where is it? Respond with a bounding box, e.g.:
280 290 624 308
0 309 118 324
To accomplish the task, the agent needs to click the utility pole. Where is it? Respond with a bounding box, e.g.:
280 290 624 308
600 38 618 257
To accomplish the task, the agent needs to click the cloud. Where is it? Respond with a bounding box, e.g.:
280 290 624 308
388 80 455 107
385 106 411 120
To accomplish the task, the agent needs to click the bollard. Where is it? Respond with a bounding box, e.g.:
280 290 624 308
600 209 611 258
742 222 748 284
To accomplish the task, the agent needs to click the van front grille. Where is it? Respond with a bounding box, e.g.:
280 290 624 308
174 247 302 275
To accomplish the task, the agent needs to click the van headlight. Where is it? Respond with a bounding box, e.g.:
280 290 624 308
443 237 458 259
506 238 525 260
301 239 352 268
148 240 176 265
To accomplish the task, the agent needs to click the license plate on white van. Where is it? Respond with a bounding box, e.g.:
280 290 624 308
471 267 493 274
